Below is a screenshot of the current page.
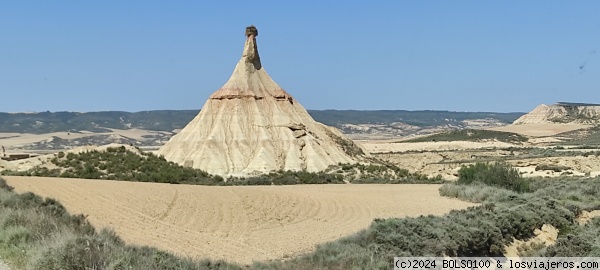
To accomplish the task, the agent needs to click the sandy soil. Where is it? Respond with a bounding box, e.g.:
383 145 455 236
4 176 475 265
577 210 600 225
376 152 463 179
357 140 516 154
489 123 590 137
503 224 558 257
0 258 10 270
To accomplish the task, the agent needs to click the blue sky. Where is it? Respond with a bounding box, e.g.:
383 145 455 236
1 1 599 113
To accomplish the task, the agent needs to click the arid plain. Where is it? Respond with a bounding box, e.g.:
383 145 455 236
2 114 600 265
4 176 475 264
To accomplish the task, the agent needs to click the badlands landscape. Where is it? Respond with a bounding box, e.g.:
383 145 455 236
1 26 600 269
2 98 600 269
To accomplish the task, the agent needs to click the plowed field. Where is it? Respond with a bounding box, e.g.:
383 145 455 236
5 176 475 264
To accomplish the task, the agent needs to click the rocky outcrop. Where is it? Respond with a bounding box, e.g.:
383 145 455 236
513 103 600 125
158 26 365 177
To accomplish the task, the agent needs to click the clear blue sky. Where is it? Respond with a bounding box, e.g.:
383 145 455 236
1 1 599 113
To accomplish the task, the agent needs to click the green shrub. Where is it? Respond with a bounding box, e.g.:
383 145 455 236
334 162 440 184
517 241 547 257
28 234 113 270
404 129 528 143
0 224 33 246
543 218 600 257
439 183 517 203
457 162 531 193
439 176 600 259
0 178 14 191
535 164 571 172
12 147 425 186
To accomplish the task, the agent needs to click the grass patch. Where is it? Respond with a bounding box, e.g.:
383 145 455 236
404 129 528 144
557 125 600 146
535 164 571 172
336 162 445 184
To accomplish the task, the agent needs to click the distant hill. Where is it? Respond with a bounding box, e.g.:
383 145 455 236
0 110 199 134
514 103 600 125
0 110 524 134
309 110 523 127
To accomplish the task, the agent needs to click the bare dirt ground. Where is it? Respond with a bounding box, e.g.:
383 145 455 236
4 176 475 265
357 140 516 154
577 210 600 225
0 258 10 270
503 224 558 257
376 149 600 179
